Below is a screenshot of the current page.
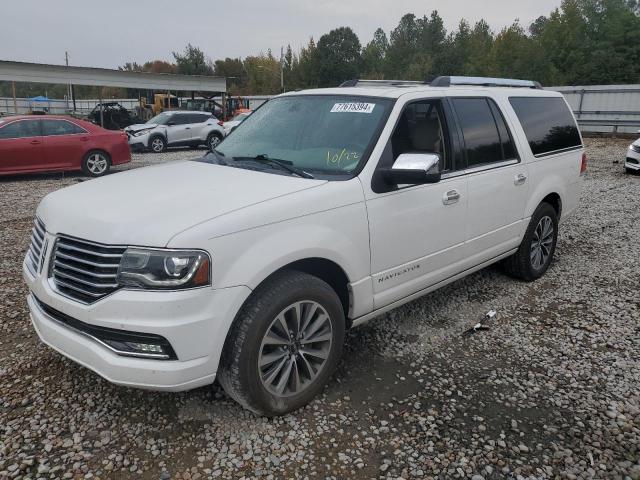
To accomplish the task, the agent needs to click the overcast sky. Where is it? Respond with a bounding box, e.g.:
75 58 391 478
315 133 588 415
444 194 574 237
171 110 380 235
1 0 562 69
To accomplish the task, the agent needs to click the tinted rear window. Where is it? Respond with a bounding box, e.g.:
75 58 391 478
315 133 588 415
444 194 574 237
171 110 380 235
452 97 516 167
509 97 581 156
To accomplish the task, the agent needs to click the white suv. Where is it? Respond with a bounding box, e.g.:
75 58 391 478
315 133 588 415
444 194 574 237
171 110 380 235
124 110 225 153
24 77 585 416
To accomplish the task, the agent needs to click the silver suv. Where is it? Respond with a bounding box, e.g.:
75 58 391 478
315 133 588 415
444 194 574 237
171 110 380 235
124 110 226 153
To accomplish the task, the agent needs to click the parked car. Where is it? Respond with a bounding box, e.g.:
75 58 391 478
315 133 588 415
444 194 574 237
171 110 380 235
124 111 225 153
625 136 640 173
0 115 131 177
24 77 585 416
222 111 251 136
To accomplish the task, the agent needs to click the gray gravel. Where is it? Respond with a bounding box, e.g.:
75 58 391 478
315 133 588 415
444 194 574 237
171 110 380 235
0 140 639 479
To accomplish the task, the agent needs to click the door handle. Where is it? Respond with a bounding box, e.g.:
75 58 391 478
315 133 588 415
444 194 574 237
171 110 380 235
80 137 90 142
442 189 461 205
185 127 191 130
30 140 41 145
514 173 527 185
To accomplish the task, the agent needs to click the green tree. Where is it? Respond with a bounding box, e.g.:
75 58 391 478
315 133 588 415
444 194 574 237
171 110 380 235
361 28 388 78
315 27 362 87
172 44 213 76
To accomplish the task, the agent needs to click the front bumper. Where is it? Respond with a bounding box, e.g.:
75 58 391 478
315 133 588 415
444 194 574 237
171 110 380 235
24 253 251 391
626 147 640 171
126 131 151 151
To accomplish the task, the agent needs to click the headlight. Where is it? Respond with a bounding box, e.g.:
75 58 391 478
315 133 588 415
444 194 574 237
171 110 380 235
132 128 153 137
116 248 210 290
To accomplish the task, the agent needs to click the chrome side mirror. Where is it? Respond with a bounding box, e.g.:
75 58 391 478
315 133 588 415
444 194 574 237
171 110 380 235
381 153 442 185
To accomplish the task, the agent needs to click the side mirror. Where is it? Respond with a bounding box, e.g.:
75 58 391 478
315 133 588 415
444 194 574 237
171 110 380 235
167 121 175 126
381 153 442 185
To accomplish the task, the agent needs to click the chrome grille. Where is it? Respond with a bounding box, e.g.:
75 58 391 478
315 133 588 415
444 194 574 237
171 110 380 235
26 217 47 275
50 236 126 303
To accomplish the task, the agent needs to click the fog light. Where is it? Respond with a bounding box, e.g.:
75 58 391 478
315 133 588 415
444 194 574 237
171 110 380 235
102 339 173 359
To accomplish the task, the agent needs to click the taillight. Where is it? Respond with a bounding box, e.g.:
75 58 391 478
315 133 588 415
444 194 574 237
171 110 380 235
580 152 587 175
217 120 224 126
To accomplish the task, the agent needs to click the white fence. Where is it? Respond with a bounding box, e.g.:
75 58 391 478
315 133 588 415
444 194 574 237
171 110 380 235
550 85 640 134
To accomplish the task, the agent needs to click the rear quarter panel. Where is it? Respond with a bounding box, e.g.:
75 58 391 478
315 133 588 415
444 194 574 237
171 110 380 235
493 91 583 222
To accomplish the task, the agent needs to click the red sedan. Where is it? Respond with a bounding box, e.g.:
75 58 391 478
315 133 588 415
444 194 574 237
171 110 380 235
0 115 131 177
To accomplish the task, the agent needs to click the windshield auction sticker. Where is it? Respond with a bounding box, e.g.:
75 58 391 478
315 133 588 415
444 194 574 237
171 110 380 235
330 103 375 114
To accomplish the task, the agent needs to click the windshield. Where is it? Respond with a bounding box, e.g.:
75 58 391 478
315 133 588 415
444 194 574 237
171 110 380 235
230 113 250 122
217 95 392 175
147 112 172 125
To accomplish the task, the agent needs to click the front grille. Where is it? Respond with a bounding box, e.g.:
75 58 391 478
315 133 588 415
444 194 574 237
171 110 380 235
26 217 47 275
50 236 126 303
627 157 639 165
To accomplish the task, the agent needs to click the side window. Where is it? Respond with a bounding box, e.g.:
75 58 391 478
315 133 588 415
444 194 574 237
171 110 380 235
173 114 192 125
197 114 212 123
390 100 451 170
41 119 86 136
509 96 582 156
0 120 40 139
452 98 514 168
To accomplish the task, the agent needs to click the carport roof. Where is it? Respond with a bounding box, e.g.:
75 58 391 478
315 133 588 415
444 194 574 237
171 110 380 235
0 60 226 93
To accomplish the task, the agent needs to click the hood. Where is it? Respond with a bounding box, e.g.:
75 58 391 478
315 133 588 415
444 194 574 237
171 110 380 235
125 123 159 132
37 160 327 246
632 138 640 147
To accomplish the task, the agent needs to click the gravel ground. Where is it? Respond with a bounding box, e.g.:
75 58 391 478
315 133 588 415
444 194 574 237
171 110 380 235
0 140 638 480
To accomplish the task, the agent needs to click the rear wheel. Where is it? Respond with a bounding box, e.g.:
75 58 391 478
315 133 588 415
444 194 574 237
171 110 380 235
218 271 345 416
207 132 223 151
149 135 167 153
82 151 111 177
502 202 558 281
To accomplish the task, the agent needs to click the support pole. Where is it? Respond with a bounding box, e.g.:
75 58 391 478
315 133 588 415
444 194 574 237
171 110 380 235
99 97 104 127
12 81 18 114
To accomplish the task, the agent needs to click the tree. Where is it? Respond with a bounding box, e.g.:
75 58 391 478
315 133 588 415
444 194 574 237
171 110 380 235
362 28 388 78
172 44 213 76
315 27 362 87
213 58 247 94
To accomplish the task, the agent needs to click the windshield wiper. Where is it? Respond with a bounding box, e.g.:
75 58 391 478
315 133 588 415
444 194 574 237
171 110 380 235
239 154 314 179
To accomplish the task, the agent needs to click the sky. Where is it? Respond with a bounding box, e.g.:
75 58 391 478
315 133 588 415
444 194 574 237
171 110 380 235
0 0 562 69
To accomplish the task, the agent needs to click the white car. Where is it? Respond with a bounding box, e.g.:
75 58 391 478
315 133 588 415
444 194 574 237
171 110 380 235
222 112 251 136
124 111 225 153
24 76 585 416
626 137 640 173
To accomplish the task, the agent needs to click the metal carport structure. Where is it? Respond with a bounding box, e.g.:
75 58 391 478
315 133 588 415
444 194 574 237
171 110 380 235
0 60 227 123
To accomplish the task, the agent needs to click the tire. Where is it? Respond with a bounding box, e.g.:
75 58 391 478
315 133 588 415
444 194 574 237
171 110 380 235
148 135 167 153
218 270 345 416
502 202 558 281
206 132 223 151
82 150 111 177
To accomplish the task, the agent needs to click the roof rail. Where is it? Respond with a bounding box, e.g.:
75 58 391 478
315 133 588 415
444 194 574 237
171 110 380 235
340 79 427 88
430 76 542 89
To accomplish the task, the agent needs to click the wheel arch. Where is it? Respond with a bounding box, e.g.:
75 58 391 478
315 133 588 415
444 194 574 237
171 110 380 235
254 257 351 324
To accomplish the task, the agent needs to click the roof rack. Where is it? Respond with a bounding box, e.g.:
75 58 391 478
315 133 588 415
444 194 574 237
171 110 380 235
430 76 542 89
339 79 427 88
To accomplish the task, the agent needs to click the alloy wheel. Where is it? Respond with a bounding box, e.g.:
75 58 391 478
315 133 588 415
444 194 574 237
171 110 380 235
209 135 221 149
86 153 108 175
258 300 333 397
530 215 554 270
151 138 164 152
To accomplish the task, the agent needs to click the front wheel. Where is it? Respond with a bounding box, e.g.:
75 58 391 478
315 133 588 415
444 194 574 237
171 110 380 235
149 135 167 153
82 151 111 177
502 202 558 281
218 271 345 416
